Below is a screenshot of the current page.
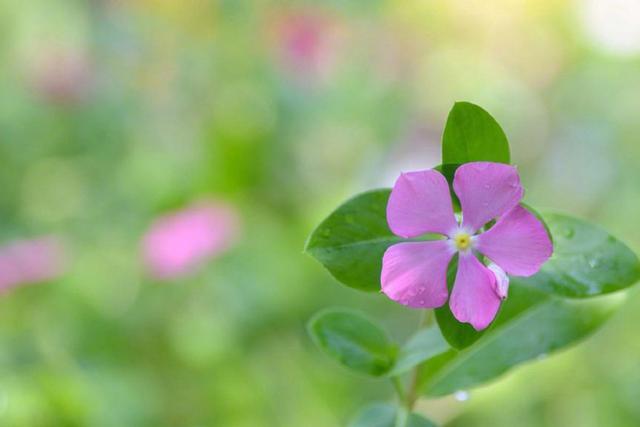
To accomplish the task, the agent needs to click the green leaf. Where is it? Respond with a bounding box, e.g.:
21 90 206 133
387 326 450 376
308 308 397 376
417 286 623 396
442 102 510 165
514 213 640 298
305 189 397 291
348 403 437 427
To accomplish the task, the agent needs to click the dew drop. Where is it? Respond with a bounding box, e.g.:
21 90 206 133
588 257 600 268
562 227 574 238
536 353 548 361
454 390 470 402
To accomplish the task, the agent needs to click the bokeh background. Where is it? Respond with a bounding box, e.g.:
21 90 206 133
1 0 640 426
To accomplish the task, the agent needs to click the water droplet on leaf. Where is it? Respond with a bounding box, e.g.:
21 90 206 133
454 390 470 401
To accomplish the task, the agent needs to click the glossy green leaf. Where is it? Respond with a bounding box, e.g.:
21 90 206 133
308 309 397 376
514 213 640 298
348 403 437 427
418 286 623 396
305 189 398 291
442 102 510 165
387 326 450 376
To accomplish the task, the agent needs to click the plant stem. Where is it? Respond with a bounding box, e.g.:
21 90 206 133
392 376 406 403
393 405 409 427
391 309 434 426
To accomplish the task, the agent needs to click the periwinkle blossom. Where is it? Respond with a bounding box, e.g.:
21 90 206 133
142 200 240 280
0 236 67 292
381 162 553 330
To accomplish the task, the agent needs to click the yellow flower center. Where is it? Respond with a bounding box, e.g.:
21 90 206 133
454 232 472 251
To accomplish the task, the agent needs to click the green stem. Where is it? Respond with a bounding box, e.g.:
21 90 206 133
392 376 406 403
390 310 434 426
394 405 409 427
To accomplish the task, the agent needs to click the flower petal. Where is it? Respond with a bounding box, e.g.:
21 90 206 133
387 170 458 238
487 262 509 299
476 205 553 277
449 252 501 331
381 240 454 308
453 162 524 232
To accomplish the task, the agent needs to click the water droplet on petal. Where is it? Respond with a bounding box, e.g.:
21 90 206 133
454 390 470 401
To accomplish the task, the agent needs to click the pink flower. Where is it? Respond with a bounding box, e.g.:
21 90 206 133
28 48 93 106
0 236 67 292
270 8 342 83
142 200 240 280
381 162 553 330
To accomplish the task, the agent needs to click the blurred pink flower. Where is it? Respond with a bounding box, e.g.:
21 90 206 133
0 236 68 292
142 200 240 280
270 8 343 82
28 48 93 106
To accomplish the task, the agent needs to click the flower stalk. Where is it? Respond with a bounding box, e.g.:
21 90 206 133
392 310 434 426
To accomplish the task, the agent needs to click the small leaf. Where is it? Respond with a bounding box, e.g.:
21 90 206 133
418 286 623 396
442 102 510 165
348 403 437 427
308 309 397 376
387 326 450 376
514 213 640 298
305 189 398 291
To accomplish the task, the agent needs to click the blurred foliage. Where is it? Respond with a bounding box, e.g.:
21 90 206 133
0 0 639 426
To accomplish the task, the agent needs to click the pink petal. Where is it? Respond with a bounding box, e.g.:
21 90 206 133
381 240 454 308
142 200 241 280
487 262 509 299
0 236 67 292
453 162 524 232
476 205 553 277
449 252 501 331
387 170 458 238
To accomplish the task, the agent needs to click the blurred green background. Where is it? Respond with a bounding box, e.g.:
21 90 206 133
1 0 640 426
